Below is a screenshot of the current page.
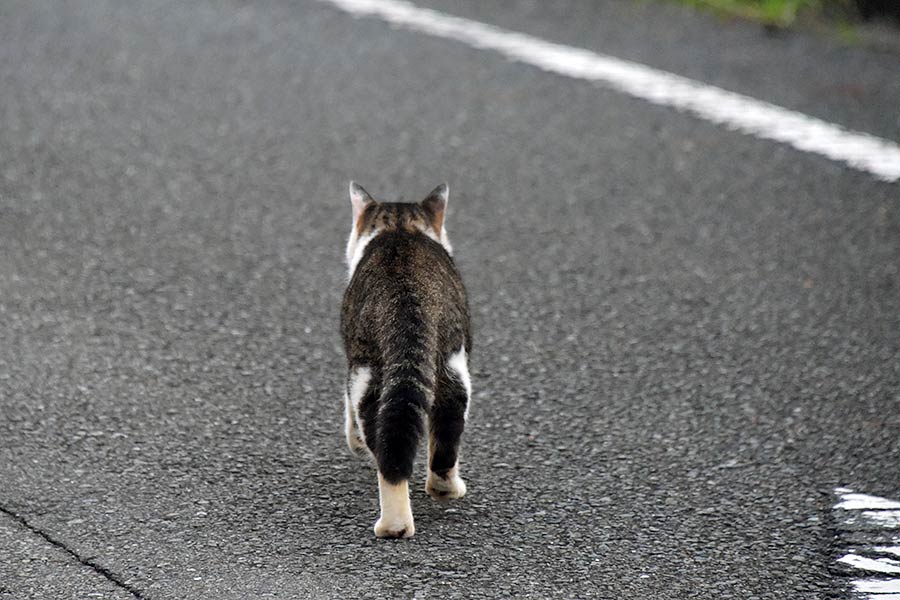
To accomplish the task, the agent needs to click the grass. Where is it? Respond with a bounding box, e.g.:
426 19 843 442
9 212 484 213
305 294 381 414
676 0 822 27
673 0 900 52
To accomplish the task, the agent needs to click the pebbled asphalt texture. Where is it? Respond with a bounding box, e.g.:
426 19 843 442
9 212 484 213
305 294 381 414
0 1 898 598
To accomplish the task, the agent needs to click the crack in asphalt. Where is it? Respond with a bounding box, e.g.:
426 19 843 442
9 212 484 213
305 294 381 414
0 504 147 600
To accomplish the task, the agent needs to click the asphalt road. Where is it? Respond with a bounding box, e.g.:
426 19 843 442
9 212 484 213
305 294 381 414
1 1 898 598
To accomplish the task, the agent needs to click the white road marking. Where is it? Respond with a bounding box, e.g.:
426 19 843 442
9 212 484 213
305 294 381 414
862 512 900 529
839 554 900 575
838 494 900 511
319 0 900 182
854 580 900 595
834 488 900 599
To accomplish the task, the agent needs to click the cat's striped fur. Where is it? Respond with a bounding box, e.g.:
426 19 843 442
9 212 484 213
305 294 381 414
340 182 472 538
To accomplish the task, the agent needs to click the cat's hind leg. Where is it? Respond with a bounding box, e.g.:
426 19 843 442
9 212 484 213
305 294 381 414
349 368 415 538
370 375 427 538
344 366 375 456
426 347 470 501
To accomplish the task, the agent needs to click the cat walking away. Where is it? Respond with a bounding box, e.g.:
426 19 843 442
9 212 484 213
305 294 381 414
341 182 472 538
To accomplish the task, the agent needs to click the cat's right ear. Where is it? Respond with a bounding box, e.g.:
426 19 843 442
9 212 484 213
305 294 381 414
421 183 449 233
349 181 375 223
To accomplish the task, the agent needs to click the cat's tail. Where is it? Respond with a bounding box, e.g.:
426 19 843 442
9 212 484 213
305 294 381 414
376 324 435 484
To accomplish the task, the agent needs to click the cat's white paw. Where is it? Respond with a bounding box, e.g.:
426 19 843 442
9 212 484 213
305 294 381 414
375 474 415 538
426 472 467 501
373 515 415 539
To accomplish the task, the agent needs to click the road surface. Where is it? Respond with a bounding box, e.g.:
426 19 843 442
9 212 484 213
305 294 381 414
1 1 898 598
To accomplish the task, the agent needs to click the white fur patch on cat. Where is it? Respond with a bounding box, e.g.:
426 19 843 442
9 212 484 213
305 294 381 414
346 228 378 279
440 227 453 255
426 461 467 500
346 366 372 455
446 346 471 419
374 474 415 538
423 226 453 255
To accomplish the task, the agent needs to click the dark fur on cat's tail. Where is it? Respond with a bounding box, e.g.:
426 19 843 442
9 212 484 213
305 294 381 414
340 182 472 538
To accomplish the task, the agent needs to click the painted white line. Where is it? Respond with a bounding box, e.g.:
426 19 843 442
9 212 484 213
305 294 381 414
839 553 900 574
319 0 900 182
837 493 900 511
862 511 900 529
853 579 900 594
835 489 900 598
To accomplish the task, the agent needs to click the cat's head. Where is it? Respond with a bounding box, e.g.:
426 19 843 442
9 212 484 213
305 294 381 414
345 182 453 274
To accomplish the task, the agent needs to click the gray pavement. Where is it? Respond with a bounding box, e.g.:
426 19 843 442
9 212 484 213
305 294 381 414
0 511 133 600
0 1 898 598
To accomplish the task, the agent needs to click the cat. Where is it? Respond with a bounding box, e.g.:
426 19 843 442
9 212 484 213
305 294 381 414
341 181 472 538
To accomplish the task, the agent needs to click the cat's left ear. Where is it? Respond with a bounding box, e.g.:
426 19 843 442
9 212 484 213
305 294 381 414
349 181 375 223
421 183 449 232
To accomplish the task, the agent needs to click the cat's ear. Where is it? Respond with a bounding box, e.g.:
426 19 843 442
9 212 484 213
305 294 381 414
421 183 449 232
349 181 375 222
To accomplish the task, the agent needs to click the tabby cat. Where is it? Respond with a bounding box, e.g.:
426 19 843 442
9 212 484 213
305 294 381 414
341 182 472 538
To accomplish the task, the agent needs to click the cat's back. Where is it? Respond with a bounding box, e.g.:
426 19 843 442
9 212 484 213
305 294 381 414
345 230 466 310
341 230 470 352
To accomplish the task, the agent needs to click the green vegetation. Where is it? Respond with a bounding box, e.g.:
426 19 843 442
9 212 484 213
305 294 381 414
674 0 900 48
676 0 829 27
